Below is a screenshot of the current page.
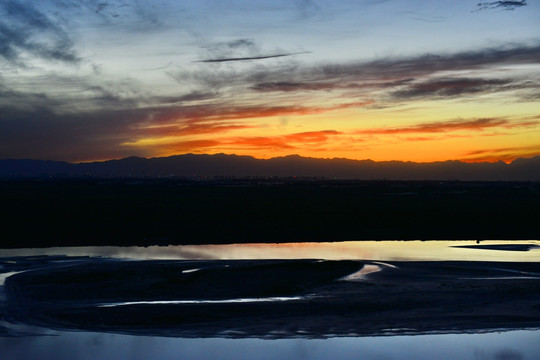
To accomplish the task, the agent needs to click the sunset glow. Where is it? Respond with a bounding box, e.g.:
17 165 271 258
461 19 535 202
1 1 539 163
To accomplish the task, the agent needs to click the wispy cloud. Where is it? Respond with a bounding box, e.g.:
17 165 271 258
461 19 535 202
0 1 79 64
159 130 342 154
462 144 540 162
226 130 342 150
141 100 373 129
0 71 142 114
154 91 219 105
356 117 539 135
197 52 309 63
390 78 512 99
133 120 252 138
312 45 540 87
181 43 540 106
66 0 166 31
166 139 222 153
196 38 308 63
474 1 528 12
252 81 339 92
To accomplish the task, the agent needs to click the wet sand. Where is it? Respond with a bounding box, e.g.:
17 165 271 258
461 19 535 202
3 258 540 338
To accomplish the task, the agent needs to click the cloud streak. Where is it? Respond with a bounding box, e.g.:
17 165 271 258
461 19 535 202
197 38 308 63
390 77 512 99
158 130 342 154
313 45 540 88
463 144 540 162
133 121 252 138
180 43 540 108
218 130 342 151
356 117 539 135
196 52 309 63
142 100 373 128
475 1 528 12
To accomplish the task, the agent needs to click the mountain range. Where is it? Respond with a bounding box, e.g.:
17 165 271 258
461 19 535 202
1 154 540 181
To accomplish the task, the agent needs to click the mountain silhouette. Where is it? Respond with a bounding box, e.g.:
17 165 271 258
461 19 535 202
1 154 540 181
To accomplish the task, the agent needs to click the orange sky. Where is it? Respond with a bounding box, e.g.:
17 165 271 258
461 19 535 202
123 81 540 163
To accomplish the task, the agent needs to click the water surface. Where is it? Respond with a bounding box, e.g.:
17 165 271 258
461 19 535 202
1 240 539 261
1 328 539 360
1 240 539 359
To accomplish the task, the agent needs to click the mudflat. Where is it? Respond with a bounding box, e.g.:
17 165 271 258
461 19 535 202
4 258 540 338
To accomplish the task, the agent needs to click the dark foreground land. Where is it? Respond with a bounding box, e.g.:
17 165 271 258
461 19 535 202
1 179 540 248
3 258 540 338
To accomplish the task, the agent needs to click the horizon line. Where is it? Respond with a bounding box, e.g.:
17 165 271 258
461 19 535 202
2 152 537 165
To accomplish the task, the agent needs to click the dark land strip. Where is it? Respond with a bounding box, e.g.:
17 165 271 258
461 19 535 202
1 179 540 248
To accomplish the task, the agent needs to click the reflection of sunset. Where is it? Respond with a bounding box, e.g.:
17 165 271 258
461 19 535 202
187 241 540 262
3 241 539 262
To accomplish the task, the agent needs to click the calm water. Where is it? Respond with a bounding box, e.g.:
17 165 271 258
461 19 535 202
1 327 539 360
1 240 539 360
1 240 540 261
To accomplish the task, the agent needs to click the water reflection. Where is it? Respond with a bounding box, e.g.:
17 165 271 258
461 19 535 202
0 328 538 360
1 240 539 262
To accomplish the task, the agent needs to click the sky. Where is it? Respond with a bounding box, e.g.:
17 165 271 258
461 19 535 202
0 0 539 163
